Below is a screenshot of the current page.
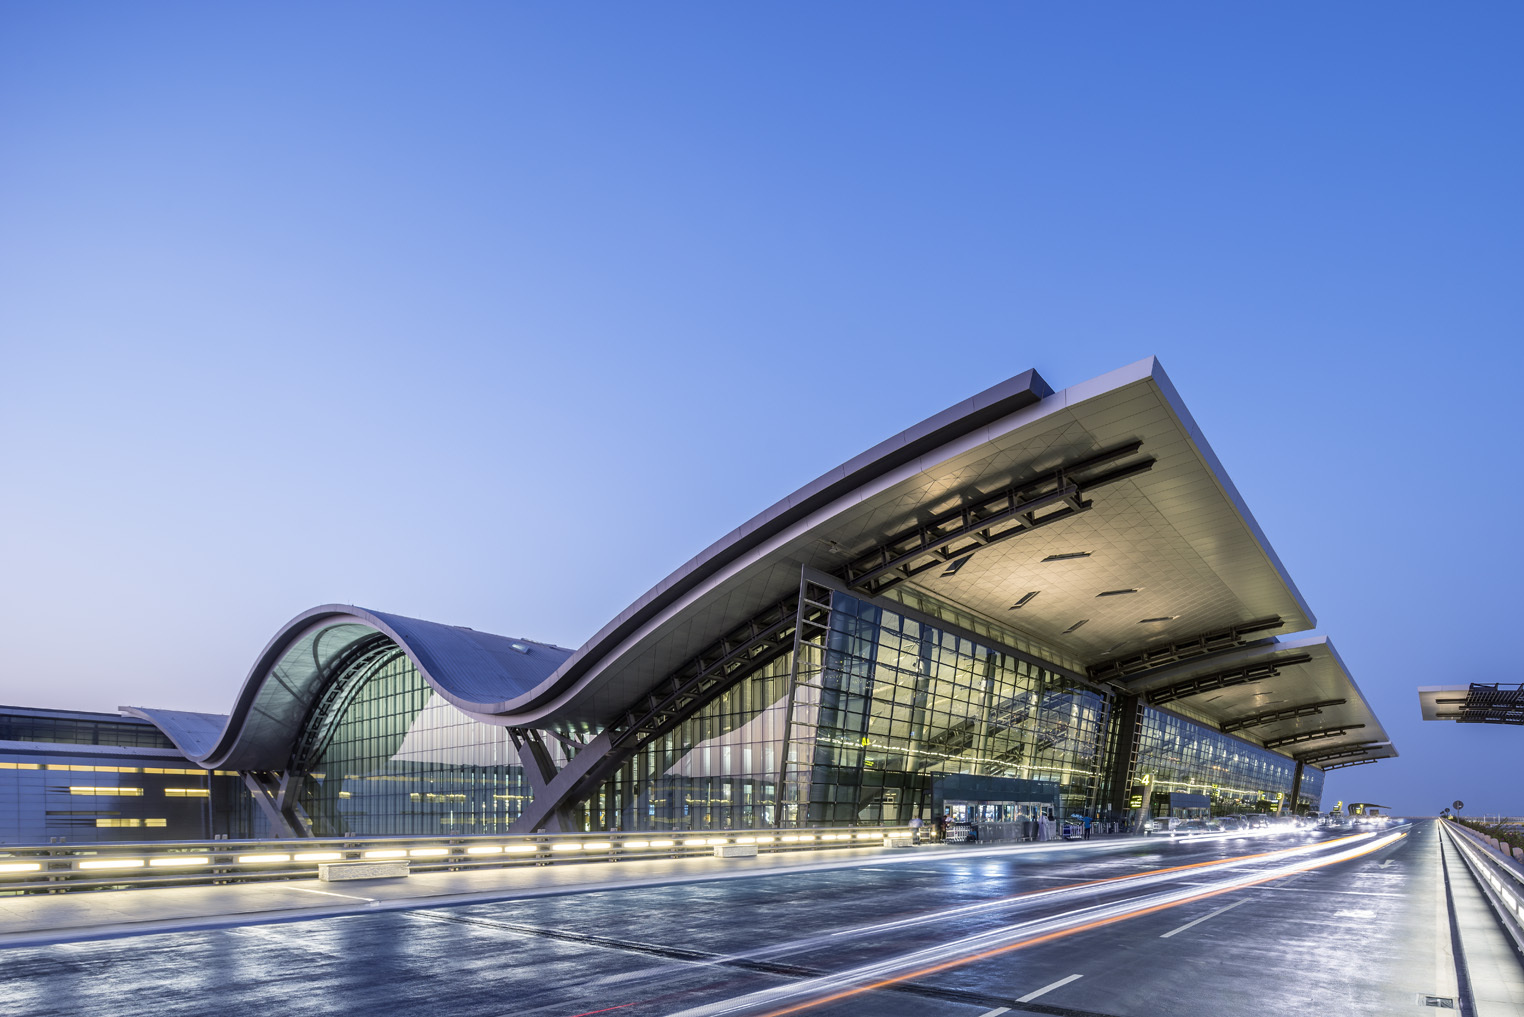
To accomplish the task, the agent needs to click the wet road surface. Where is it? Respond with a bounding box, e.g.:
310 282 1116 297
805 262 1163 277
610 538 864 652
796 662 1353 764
0 821 1486 1017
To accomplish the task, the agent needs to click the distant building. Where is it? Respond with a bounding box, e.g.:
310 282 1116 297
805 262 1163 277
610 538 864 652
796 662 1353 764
0 706 249 843
17 359 1398 844
1419 684 1524 726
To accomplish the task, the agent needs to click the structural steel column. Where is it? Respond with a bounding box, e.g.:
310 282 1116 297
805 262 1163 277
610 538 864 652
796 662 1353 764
1288 759 1305 814
1104 694 1142 816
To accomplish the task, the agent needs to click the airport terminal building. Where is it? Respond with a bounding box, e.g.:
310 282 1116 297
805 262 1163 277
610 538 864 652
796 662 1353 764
2 359 1395 844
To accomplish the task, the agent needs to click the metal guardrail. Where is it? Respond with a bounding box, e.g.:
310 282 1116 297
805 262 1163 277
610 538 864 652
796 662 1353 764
0 826 911 895
1441 818 1524 955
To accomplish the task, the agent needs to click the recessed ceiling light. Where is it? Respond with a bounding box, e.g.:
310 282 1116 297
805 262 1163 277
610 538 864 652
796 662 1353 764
1042 552 1092 562
1096 588 1140 597
941 556 972 577
1009 591 1039 610
1062 619 1089 634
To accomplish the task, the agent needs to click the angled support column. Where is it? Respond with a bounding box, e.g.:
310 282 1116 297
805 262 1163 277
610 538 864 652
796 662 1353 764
241 771 311 838
508 590 824 834
1288 759 1305 815
508 730 616 834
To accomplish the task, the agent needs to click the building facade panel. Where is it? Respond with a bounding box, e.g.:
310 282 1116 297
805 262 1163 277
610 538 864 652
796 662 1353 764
65 359 1384 844
1133 704 1324 817
0 708 245 844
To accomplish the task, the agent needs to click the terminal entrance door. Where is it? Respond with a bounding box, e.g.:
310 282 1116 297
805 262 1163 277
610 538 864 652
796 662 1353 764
943 798 1057 842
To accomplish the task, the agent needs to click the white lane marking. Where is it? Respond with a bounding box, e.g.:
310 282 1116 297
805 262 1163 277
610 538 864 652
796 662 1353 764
279 885 376 902
1159 898 1249 938
665 832 1405 1017
976 1008 1011 1016
1016 974 1081 1003
1435 824 1459 997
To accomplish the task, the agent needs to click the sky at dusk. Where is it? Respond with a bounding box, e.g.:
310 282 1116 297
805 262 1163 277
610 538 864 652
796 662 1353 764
2 4 1520 817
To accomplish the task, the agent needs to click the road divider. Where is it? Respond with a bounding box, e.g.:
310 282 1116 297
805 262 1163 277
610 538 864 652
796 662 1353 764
0 826 913 895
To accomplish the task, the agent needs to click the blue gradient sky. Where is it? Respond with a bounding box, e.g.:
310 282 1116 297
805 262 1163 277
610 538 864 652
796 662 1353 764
2 4 1520 817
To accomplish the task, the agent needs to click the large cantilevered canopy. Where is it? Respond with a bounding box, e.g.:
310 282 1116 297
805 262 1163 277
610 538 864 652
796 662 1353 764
478 356 1337 740
130 357 1393 780
1115 635 1392 768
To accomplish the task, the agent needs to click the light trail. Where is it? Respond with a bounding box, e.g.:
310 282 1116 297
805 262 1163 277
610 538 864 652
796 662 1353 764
590 830 1380 991
668 830 1407 1017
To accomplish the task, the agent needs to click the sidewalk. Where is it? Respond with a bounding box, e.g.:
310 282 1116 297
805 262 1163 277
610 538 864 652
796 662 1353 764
0 836 1144 950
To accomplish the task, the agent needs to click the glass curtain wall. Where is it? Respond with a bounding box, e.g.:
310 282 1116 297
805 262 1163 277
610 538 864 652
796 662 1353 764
592 655 793 832
1134 705 1322 815
794 592 1109 825
290 651 532 836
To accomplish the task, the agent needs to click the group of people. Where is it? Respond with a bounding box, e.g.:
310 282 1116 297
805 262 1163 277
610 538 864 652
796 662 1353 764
909 808 1117 844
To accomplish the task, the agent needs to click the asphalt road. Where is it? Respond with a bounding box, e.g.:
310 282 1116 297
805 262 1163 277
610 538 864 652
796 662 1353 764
0 821 1463 1017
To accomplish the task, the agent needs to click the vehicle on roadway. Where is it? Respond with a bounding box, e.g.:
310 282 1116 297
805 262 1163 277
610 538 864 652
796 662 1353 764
1244 814 1270 829
1218 815 1247 833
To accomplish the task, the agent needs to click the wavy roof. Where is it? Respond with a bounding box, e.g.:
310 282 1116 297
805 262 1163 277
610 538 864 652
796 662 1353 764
123 606 571 769
128 357 1392 769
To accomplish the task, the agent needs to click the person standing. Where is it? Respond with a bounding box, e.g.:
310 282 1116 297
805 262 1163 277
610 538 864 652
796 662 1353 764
1083 813 1093 840
909 815 923 845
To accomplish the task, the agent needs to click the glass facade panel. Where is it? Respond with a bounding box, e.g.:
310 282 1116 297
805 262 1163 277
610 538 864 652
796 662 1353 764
785 592 1110 826
0 747 240 844
0 713 177 750
1134 704 1323 815
591 655 794 832
290 652 532 836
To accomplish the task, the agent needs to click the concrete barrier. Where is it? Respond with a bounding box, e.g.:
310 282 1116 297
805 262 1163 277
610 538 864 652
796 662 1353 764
714 844 757 858
883 835 915 848
319 860 410 881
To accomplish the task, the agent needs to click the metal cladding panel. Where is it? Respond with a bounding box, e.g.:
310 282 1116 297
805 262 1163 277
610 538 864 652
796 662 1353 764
469 368 1055 718
115 708 228 758
128 607 573 770
484 356 1321 727
1128 637 1392 761
367 610 574 705
162 358 1388 765
1419 686 1471 721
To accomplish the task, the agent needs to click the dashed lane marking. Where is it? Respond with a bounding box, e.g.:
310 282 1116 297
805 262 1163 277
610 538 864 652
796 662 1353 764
1015 973 1082 1003
1160 898 1249 938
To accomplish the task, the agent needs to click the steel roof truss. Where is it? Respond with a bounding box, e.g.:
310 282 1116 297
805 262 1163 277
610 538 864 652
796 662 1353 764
1296 741 1390 765
1320 758 1378 771
1144 653 1313 706
839 442 1155 597
1220 699 1347 734
1457 682 1524 725
1261 724 1365 750
1093 618 1287 683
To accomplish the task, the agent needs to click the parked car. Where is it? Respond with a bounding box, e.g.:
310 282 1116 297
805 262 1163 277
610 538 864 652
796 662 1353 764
1244 814 1270 829
1217 815 1247 832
